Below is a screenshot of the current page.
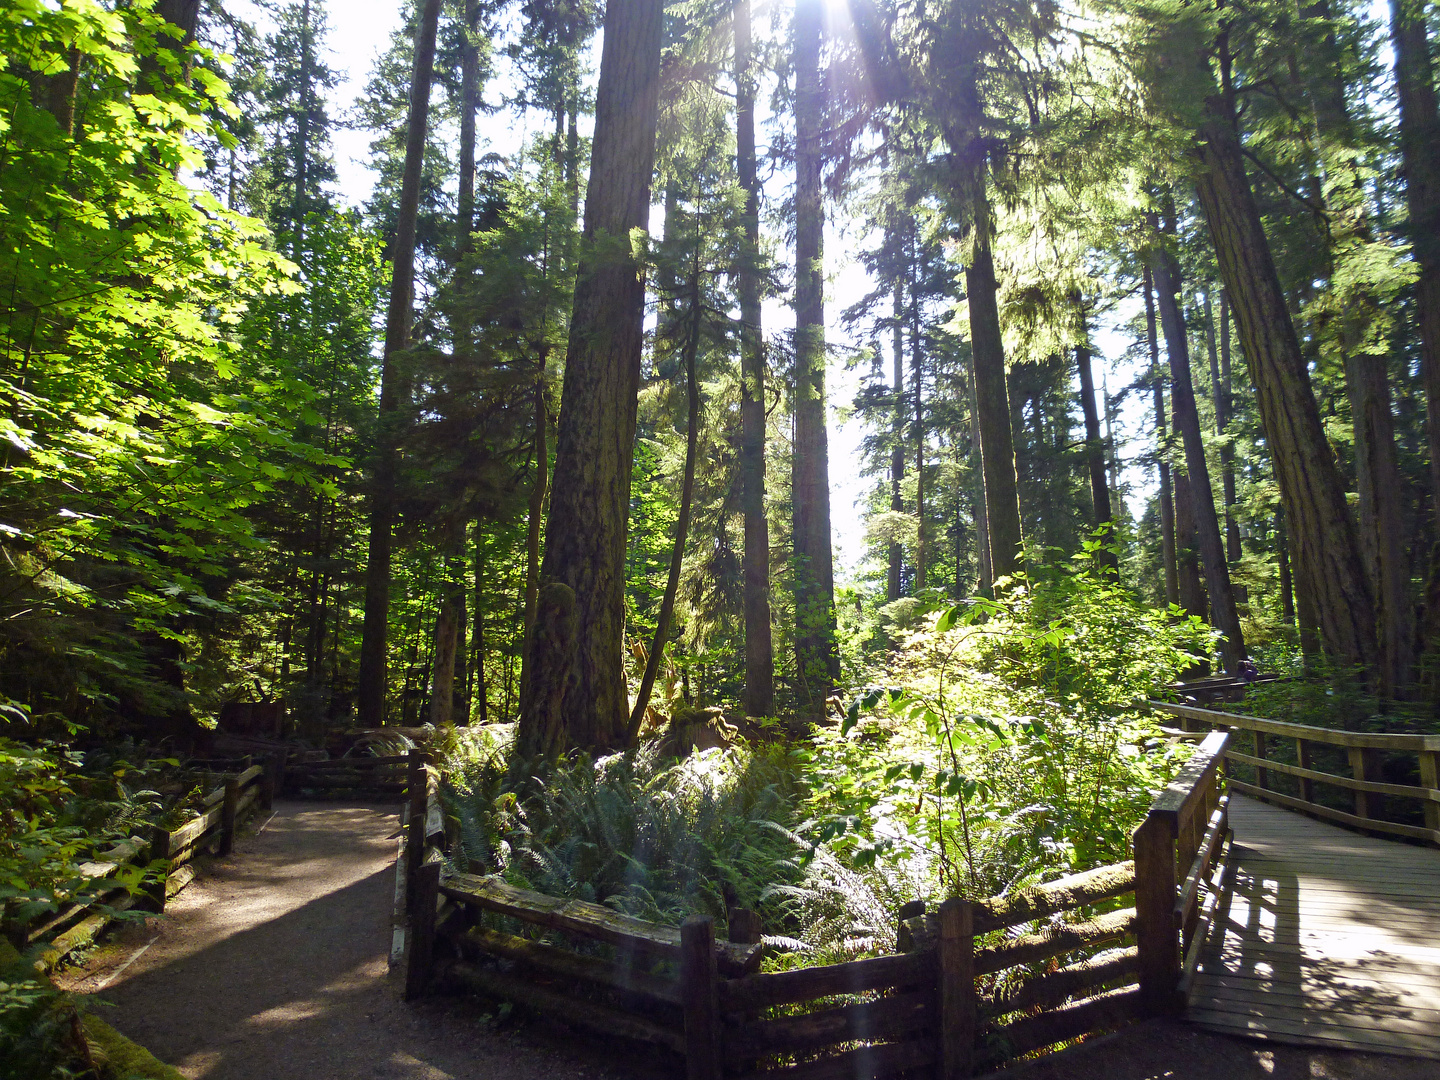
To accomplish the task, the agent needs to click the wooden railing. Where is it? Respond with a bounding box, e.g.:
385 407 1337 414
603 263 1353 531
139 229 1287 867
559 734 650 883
282 751 410 799
1132 728 1234 1013
28 759 273 971
1151 701 1440 846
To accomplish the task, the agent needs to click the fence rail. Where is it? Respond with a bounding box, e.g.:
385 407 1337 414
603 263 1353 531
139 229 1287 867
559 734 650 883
400 729 1234 1077
1150 700 1440 845
26 758 273 972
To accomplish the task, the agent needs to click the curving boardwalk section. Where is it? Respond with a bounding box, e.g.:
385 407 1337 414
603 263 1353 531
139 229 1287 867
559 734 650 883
1188 793 1440 1059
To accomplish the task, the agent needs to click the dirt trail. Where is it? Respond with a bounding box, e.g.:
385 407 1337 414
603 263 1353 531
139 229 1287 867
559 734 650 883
61 801 661 1080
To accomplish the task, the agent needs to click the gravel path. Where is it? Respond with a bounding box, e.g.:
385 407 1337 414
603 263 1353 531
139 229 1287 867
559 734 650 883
60 801 662 1080
59 801 1430 1080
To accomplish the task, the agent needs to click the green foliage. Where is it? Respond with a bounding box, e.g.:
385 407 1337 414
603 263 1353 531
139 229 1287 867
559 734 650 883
446 729 808 929
0 0 332 729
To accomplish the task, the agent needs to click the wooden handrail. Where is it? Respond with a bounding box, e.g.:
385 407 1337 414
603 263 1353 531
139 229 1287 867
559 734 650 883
1150 700 1440 751
1149 699 1440 843
1146 729 1231 827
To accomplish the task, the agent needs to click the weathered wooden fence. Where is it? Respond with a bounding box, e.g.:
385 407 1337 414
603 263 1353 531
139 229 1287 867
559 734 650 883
28 758 273 971
281 751 411 800
399 732 1233 1077
1152 700 1440 846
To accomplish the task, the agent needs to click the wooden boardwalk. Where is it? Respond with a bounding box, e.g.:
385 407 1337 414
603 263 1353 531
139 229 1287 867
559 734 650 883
1188 793 1440 1059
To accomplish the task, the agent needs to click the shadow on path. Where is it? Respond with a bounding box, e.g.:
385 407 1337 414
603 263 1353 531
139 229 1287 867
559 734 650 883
62 801 666 1080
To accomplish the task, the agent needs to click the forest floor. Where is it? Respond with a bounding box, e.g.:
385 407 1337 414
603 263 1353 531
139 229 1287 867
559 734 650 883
54 801 1431 1080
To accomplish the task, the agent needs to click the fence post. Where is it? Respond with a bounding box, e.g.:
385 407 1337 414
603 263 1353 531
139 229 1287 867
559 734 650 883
937 896 975 1080
259 755 276 812
1253 731 1268 791
896 899 926 952
1134 812 1180 1016
406 749 427 912
1421 751 1440 835
147 826 172 913
680 915 722 1080
726 906 763 946
404 860 442 1001
1349 748 1380 820
218 777 240 857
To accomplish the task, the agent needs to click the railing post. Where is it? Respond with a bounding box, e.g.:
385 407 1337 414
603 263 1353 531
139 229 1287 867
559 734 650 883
1253 730 1268 791
1421 751 1440 835
680 915 722 1080
1134 812 1180 1016
259 755 276 812
726 906 762 946
404 860 441 1001
896 898 926 952
218 777 240 857
1349 747 1379 820
406 749 427 911
146 826 172 913
1296 738 1313 804
937 896 975 1080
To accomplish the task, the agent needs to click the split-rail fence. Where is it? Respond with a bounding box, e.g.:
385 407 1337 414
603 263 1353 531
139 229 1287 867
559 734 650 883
398 731 1233 1078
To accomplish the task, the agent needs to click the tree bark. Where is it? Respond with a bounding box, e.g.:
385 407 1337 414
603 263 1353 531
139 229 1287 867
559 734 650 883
792 0 837 710
456 0 480 280
516 379 548 714
1191 81 1376 674
1149 211 1245 670
1172 449 1207 622
428 588 460 727
628 282 703 742
472 525 489 726
1216 292 1242 563
1388 0 1440 539
967 188 1024 581
1276 509 1296 630
734 0 774 715
517 0 665 754
1145 269 1179 607
1074 304 1114 558
357 0 442 728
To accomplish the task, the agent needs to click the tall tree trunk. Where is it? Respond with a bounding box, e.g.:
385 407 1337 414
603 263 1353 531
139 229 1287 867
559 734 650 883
792 0 837 709
888 267 905 603
471 525 488 725
1146 269 1180 607
1149 211 1246 670
456 0 480 294
1172 452 1207 622
1389 0 1440 540
516 380 548 710
735 0 773 715
428 588 461 727
628 284 703 742
967 187 1024 581
518 0 665 755
1216 292 1242 563
1275 509 1297 630
967 352 993 596
912 243 927 592
1191 66 1376 675
1074 301 1114 558
357 0 443 729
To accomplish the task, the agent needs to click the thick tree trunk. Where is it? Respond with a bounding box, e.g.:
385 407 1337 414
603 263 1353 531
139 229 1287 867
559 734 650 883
517 0 665 754
967 188 1024 581
428 589 461 727
1145 269 1180 607
735 0 774 716
628 286 703 741
792 0 837 710
1149 213 1245 670
1216 292 1242 563
456 0 480 281
357 0 442 728
1172 454 1207 622
516 381 548 714
1191 86 1376 674
1388 0 1440 538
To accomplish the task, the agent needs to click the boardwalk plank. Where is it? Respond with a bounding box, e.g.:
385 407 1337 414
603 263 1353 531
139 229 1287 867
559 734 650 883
1187 794 1440 1062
